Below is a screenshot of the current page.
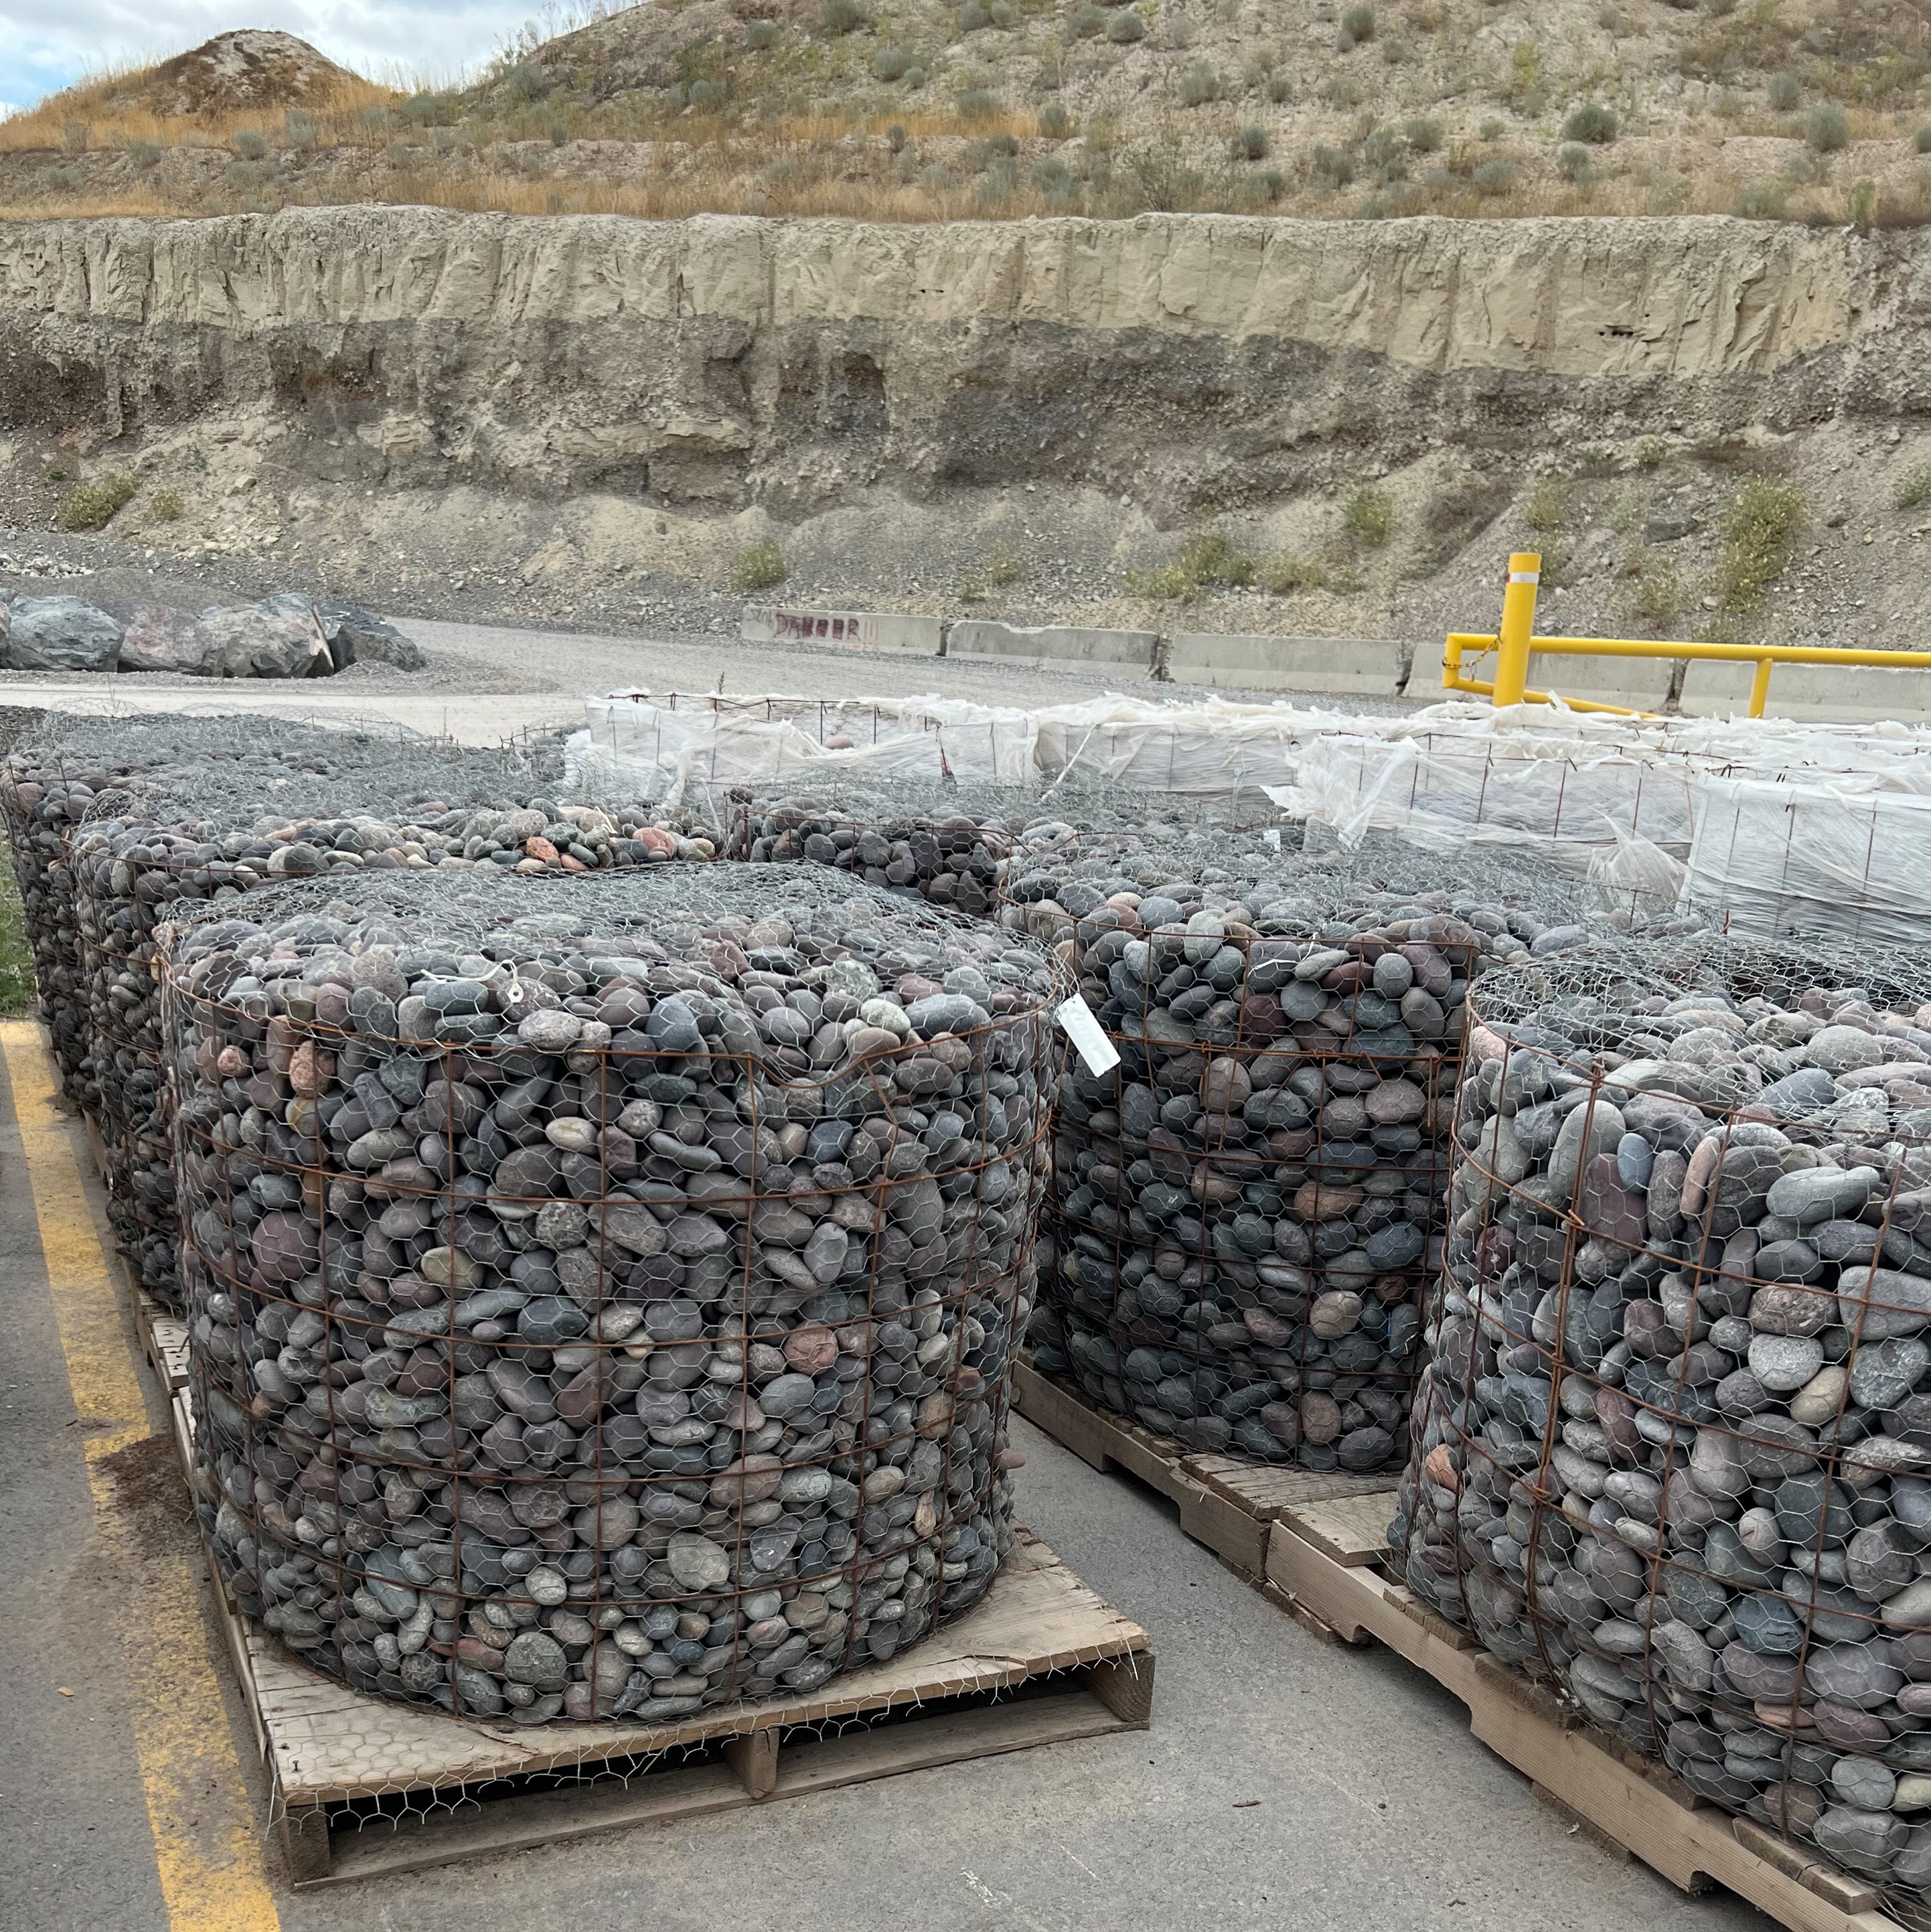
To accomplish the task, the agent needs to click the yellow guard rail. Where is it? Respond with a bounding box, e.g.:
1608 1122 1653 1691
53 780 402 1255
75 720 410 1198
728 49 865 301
1442 551 1931 718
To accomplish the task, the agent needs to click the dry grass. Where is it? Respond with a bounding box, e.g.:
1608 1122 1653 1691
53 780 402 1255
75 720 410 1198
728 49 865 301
5 154 1922 225
0 67 399 155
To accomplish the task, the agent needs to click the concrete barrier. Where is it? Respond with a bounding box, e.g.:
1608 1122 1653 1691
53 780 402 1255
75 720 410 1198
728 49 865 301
1527 651 1679 712
1169 632 1403 696
1678 660 1931 721
945 620 1158 673
741 605 943 656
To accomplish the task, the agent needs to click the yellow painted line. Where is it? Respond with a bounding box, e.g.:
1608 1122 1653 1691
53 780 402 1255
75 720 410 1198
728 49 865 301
2 1021 283 1932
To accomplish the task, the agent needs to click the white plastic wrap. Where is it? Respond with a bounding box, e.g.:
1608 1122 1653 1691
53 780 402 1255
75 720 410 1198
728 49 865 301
568 691 1040 800
1683 773 1931 944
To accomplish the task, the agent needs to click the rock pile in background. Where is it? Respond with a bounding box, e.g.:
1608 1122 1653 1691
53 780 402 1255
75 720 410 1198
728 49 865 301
0 590 421 676
1393 941 1931 1912
163 865 1064 1722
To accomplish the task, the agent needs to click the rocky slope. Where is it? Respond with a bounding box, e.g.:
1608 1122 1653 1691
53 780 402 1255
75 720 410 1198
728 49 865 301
2 206 1929 657
2 0 1926 226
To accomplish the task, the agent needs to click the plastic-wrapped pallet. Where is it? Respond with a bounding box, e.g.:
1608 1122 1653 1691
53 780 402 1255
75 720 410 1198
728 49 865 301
1016 830 1594 1471
1391 940 1931 1913
163 865 1065 1722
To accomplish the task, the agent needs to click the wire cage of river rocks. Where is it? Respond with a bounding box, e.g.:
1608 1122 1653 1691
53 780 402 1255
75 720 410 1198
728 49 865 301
159 864 1069 1727
1020 832 1600 1472
1391 938 1931 1919
3 713 726 1311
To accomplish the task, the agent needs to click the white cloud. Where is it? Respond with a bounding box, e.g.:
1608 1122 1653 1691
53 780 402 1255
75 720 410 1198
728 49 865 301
0 0 552 108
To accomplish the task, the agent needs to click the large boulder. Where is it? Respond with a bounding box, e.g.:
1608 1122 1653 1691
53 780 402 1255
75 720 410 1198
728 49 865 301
1 596 122 672
117 604 219 674
196 598 333 678
315 600 423 671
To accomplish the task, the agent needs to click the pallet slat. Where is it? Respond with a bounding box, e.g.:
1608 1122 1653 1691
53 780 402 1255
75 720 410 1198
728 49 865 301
1014 1361 1398 1583
149 1323 1154 1881
1263 1519 1908 1932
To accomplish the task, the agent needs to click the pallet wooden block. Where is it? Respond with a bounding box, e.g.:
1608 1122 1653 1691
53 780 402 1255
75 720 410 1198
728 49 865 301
157 1370 1153 1886
1014 1360 1398 1581
1263 1501 1908 1932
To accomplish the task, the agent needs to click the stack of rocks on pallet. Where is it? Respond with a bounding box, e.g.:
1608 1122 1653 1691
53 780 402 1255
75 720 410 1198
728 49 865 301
728 778 1022 918
1012 825 1598 1473
3 715 722 1311
1393 940 1931 1913
163 865 1065 1724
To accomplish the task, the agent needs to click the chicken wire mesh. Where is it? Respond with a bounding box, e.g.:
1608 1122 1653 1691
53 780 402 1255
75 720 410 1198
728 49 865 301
4 713 725 1310
1020 831 1617 1471
161 864 1068 1734
1390 938 1931 1919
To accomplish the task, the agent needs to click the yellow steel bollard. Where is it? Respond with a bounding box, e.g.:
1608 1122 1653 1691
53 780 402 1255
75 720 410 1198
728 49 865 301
1749 658 1773 718
1490 552 1541 707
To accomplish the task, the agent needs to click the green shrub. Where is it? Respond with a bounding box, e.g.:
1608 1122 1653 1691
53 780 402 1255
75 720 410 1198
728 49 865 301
1342 486 1393 546
986 538 1026 585
1180 61 1221 104
148 487 183 522
1735 178 1786 218
1895 463 1931 510
1105 10 1144 41
1635 437 1667 470
1849 177 1877 232
823 0 866 31
1805 102 1848 153
63 121 88 152
1561 101 1618 143
1767 70 1800 110
1034 153 1075 199
1557 143 1594 183
1472 157 1518 196
1260 553 1328 593
1128 528 1255 600
1917 124 1931 154
1715 477 1804 611
1478 117 1505 141
728 538 787 591
1229 123 1269 160
506 62 550 100
746 20 781 48
992 0 1017 19
1339 3 1376 44
1038 101 1071 137
1403 115 1442 152
1309 143 1355 188
1362 126 1407 182
870 46 908 78
957 87 999 117
1523 477 1567 531
1634 561 1685 628
232 128 268 159
1071 1 1106 32
127 139 161 169
1267 72 1292 102
56 473 137 531
0 859 31 1020
959 0 991 27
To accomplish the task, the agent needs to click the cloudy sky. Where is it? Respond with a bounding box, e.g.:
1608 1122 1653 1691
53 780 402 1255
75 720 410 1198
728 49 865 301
0 0 550 116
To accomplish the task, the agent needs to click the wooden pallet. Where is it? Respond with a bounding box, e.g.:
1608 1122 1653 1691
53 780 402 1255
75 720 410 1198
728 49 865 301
1264 1496 1910 1932
158 1378 1153 1886
1013 1359 1399 1584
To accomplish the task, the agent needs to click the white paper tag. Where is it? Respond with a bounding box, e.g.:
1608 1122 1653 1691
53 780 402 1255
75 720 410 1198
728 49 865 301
1056 995 1121 1077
